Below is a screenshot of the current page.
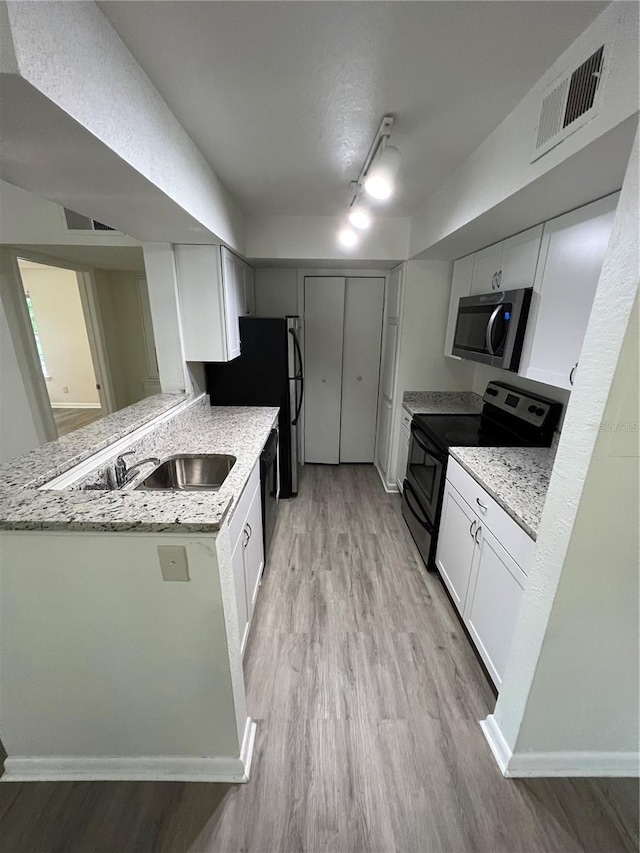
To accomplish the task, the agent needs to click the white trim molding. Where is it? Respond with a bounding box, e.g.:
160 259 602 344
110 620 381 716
2 719 258 783
481 715 640 778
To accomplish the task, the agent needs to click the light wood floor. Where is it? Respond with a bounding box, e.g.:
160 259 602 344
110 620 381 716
0 465 634 852
53 407 103 437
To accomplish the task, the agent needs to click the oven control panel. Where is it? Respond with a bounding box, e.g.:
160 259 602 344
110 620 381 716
483 381 560 429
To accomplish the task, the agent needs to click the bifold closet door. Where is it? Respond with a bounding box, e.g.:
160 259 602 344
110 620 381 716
340 277 385 462
304 277 345 464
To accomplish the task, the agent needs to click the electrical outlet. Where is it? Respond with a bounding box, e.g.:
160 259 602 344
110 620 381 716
158 546 190 582
62 385 69 394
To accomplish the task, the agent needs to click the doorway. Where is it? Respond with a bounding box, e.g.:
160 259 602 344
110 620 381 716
16 258 110 437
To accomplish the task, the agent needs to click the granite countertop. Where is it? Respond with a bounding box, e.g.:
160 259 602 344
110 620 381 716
0 393 188 489
403 391 484 417
0 398 279 534
448 445 557 540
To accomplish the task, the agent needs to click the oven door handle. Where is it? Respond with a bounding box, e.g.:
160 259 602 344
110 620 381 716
485 305 502 356
410 424 445 461
404 482 432 531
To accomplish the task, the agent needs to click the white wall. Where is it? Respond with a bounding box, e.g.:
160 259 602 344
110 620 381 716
247 215 410 263
18 262 100 408
0 179 142 248
410 2 639 258
487 129 639 777
395 261 475 397
254 268 298 317
515 295 638 756
3 1 244 250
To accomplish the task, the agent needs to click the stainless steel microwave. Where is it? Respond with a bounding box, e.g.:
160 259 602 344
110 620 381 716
452 287 532 371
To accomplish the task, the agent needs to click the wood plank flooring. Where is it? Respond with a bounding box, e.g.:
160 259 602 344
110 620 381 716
0 464 635 852
53 407 103 436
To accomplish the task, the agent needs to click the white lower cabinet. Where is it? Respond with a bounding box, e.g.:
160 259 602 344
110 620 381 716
227 462 264 656
396 409 411 493
435 458 534 689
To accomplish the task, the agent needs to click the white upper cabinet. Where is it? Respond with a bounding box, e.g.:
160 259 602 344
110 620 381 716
518 194 618 390
175 245 254 363
470 242 504 295
500 225 543 289
174 245 255 361
444 254 474 358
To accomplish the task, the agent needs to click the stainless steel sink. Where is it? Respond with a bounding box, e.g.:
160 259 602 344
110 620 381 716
135 454 236 491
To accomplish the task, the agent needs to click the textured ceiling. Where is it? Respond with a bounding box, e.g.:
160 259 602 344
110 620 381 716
99 1 607 217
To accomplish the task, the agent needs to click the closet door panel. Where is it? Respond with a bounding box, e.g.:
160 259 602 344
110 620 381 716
304 277 345 464
340 278 385 463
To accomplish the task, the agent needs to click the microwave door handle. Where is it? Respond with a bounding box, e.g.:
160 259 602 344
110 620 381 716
485 305 502 356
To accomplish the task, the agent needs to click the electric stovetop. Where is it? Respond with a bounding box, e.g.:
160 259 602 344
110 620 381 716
413 413 538 450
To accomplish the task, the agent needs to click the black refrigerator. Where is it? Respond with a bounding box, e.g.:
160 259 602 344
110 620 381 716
205 316 302 498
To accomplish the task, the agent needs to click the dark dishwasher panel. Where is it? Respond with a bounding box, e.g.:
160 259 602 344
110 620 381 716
260 430 279 559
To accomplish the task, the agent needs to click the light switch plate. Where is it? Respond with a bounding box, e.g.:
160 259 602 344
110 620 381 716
158 545 190 582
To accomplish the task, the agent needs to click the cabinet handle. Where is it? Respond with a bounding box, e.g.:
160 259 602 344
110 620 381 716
476 498 488 511
475 525 482 544
243 525 249 547
357 376 363 382
569 363 578 386
497 270 502 289
491 273 496 290
246 522 252 540
469 519 477 539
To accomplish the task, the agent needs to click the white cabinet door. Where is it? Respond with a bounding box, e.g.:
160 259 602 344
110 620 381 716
435 481 478 613
464 523 527 687
231 533 249 654
175 245 227 362
221 248 242 360
444 254 474 357
340 278 385 463
397 425 410 492
500 225 543 290
304 277 345 463
238 263 255 317
470 242 503 295
243 480 265 619
376 398 391 476
519 194 618 390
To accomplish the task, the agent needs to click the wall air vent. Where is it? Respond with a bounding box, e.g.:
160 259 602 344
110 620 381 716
532 45 606 162
63 207 118 233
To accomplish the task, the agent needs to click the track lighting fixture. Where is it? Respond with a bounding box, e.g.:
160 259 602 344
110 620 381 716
337 115 401 249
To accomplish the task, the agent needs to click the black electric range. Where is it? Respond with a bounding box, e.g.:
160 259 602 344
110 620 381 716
401 382 562 571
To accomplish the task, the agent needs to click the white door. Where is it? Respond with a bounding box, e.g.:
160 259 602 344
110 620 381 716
340 277 385 463
231 534 249 653
304 277 345 463
243 481 265 619
221 248 241 360
500 225 543 290
464 523 527 688
435 482 478 614
519 194 618 390
397 424 410 492
470 242 503 295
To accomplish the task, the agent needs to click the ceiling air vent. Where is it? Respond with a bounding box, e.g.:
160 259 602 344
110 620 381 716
63 207 118 233
532 45 606 162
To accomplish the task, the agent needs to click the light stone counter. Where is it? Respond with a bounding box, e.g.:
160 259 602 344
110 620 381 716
403 391 484 417
0 397 278 533
448 445 557 540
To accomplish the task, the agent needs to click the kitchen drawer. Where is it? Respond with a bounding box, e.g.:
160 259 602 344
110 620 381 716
227 460 261 548
445 456 535 572
400 408 412 433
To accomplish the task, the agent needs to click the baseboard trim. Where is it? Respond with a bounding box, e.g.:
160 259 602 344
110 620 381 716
481 715 640 777
50 403 101 410
374 463 400 494
2 718 259 783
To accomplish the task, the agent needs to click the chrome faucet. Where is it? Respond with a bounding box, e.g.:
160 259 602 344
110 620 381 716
114 452 161 488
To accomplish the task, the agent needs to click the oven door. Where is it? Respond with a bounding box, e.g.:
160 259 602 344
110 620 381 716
401 480 435 568
406 422 446 524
